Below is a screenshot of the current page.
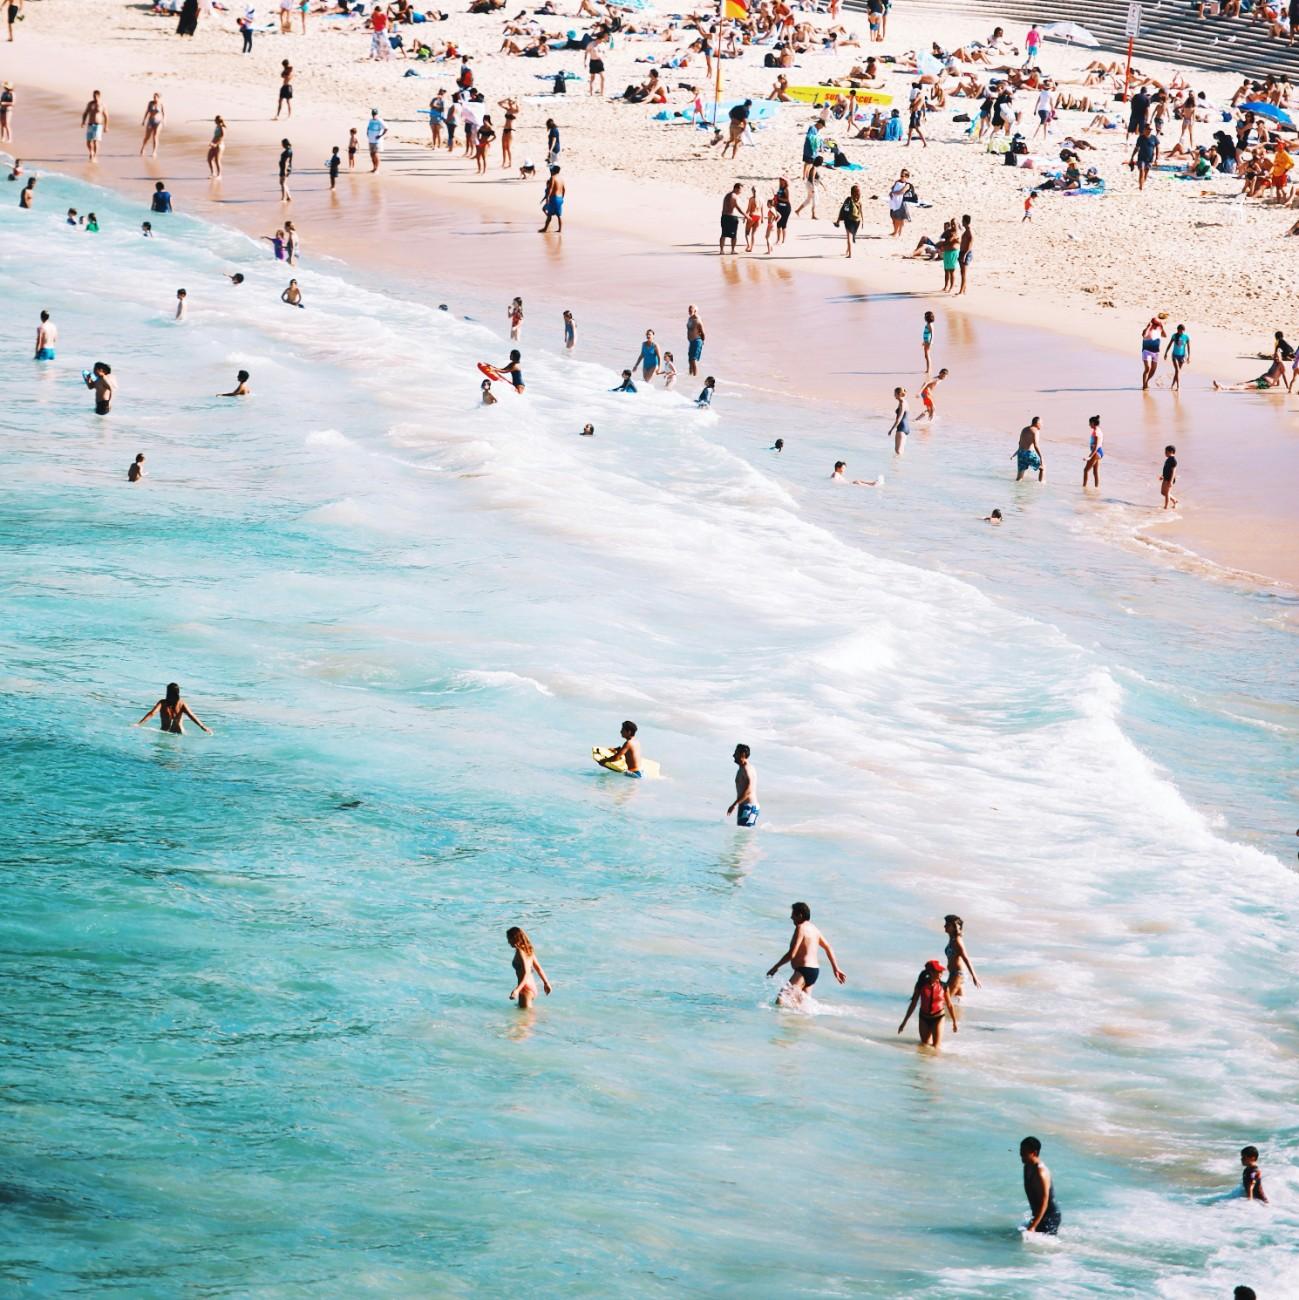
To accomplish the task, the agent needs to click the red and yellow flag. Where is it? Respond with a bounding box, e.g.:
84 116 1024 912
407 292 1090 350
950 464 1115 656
723 0 749 18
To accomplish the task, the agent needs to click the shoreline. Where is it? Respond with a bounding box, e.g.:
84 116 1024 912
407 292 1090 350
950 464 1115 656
5 65 1298 587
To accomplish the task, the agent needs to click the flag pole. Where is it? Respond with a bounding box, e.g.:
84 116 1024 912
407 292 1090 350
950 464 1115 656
712 0 724 128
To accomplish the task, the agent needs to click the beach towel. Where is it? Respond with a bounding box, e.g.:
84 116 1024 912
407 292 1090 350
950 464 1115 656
826 160 863 170
536 71 581 81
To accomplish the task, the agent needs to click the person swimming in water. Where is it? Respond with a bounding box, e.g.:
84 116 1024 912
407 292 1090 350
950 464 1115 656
831 461 883 487
135 682 211 735
127 453 146 482
219 370 251 397
942 914 981 997
1020 1136 1061 1234
598 720 641 776
766 901 846 1007
898 959 957 1047
507 926 552 1009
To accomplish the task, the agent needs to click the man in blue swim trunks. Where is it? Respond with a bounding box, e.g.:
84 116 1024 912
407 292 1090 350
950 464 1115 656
33 309 57 361
727 743 759 826
686 304 705 378
1014 416 1045 481
766 901 847 1008
540 165 565 233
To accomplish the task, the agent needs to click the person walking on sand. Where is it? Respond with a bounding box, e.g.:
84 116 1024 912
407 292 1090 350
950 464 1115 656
366 109 387 172
726 743 759 826
1129 123 1158 191
540 165 565 232
720 182 742 254
33 309 57 361
889 169 913 236
6 0 23 43
139 93 165 157
1140 313 1167 389
1160 445 1178 509
898 959 958 1047
278 138 293 201
1020 1137 1062 1235
766 902 847 1008
686 305 706 377
207 115 226 178
1083 414 1103 487
835 184 863 257
369 5 392 61
796 157 826 219
887 386 910 454
81 90 108 161
1015 416 1045 481
507 927 552 1010
957 215 974 295
942 915 981 997
1165 323 1191 390
508 296 524 341
276 59 294 119
136 682 212 735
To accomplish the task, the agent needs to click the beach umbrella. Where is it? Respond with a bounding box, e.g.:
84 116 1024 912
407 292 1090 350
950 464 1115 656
1041 21 1100 46
1241 100 1294 126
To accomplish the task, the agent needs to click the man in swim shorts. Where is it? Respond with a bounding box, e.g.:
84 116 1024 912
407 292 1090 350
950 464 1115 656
720 183 742 254
598 720 641 776
766 901 847 1007
1020 1137 1062 1235
957 214 974 295
84 361 115 415
727 743 759 826
80 90 108 161
33 309 56 361
686 305 705 377
540 166 565 233
1014 416 1045 481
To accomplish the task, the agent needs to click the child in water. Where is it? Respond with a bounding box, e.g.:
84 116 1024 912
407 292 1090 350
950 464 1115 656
922 310 935 371
507 927 552 1009
1240 1146 1268 1202
481 378 497 405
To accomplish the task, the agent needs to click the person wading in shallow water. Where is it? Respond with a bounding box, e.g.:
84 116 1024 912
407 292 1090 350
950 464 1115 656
135 682 212 734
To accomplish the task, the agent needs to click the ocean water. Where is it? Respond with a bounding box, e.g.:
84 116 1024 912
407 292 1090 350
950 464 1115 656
1 171 1296 1298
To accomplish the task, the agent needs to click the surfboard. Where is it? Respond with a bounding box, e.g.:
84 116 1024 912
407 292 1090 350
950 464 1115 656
785 86 892 107
478 362 506 382
592 746 661 779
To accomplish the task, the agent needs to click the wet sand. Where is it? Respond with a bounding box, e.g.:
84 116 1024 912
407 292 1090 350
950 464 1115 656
7 83 1298 589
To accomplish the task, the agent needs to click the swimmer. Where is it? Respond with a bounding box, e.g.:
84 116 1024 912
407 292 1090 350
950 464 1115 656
1240 1146 1268 1202
136 682 211 735
492 349 525 393
506 926 552 1010
228 272 245 285
897 959 957 1046
1020 1137 1061 1234
175 288 187 321
831 460 883 486
563 309 576 350
984 508 1003 523
84 361 115 415
1160 444 1177 509
696 375 715 406
942 914 981 997
766 901 846 1007
921 310 935 372
127 453 146 483
1014 416 1045 481
772 438 784 452
887 386 910 455
612 369 637 393
18 176 34 208
219 369 251 397
580 423 594 436
598 720 641 776
661 351 677 389
727 743 758 826
281 280 305 309
33 309 57 361
481 378 497 405
1083 414 1103 487
918 368 948 421
141 222 153 237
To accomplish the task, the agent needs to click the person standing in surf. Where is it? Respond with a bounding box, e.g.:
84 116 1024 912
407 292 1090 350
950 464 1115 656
898 960 957 1046
943 915 981 997
727 743 758 826
598 720 641 777
135 683 212 735
1020 1136 1062 1234
766 902 847 1007
507 927 552 1009
1014 416 1045 482
1083 415 1103 488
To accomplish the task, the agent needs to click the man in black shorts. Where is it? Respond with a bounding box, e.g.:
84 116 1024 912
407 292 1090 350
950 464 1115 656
719 182 742 254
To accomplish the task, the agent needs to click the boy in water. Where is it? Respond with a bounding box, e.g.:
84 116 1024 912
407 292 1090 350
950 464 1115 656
696 376 716 407
598 720 641 776
1160 444 1177 509
919 368 948 421
328 145 342 190
1020 1136 1061 1234
1014 417 1045 481
727 743 758 825
766 901 846 1007
1240 1146 1268 1202
219 370 251 397
612 369 637 393
127 453 146 482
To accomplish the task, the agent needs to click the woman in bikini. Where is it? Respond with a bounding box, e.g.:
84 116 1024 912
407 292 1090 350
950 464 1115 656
498 97 518 168
507 927 552 1009
898 960 958 1047
139 93 165 158
136 683 212 735
207 115 226 178
943 915 981 998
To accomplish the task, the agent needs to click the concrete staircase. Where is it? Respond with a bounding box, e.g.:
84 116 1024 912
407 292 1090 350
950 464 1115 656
847 0 1299 81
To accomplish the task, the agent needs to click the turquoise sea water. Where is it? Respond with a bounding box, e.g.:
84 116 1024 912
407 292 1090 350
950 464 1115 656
2 173 1297 1298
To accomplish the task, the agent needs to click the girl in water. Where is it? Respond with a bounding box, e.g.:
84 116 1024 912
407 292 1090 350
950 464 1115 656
898 960 957 1047
887 386 910 455
136 683 211 735
943 915 981 998
507 927 552 1009
1083 415 1103 488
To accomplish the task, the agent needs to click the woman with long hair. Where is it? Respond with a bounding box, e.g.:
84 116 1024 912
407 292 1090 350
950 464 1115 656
942 915 981 998
507 927 552 1009
136 683 212 735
